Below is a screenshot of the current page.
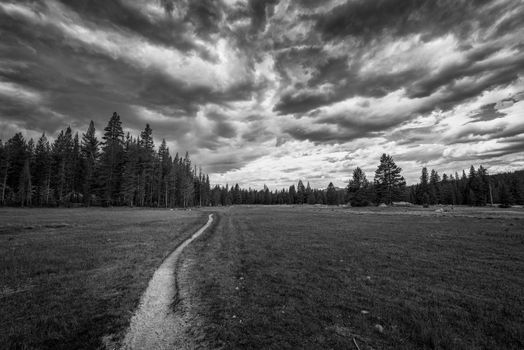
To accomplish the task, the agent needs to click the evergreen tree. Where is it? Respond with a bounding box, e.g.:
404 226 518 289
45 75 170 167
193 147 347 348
51 128 72 204
347 167 371 206
6 133 29 205
157 139 171 207
288 185 296 204
477 165 489 206
306 182 315 204
263 184 271 204
509 176 524 205
498 183 513 208
418 167 429 205
429 169 440 205
0 140 7 205
81 121 99 206
326 182 338 205
296 180 305 204
374 154 406 205
33 134 52 206
139 124 155 206
203 175 211 206
233 183 242 204
440 173 455 205
100 112 125 205
18 157 32 206
121 134 140 206
180 152 194 207
71 132 82 202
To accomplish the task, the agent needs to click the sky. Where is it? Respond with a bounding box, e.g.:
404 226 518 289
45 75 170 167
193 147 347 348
1 0 524 189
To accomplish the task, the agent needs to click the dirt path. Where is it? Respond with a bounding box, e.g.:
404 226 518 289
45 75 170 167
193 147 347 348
120 214 214 350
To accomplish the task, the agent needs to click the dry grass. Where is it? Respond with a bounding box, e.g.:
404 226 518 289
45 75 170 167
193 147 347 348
182 206 524 349
0 207 207 350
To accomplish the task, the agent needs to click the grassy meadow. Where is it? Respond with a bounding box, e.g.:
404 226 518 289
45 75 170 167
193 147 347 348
182 206 524 349
0 207 207 350
1 205 524 349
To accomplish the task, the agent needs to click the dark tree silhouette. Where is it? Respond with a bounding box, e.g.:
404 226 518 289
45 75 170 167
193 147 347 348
100 113 125 205
347 167 371 206
81 121 99 206
374 154 406 205
326 182 338 205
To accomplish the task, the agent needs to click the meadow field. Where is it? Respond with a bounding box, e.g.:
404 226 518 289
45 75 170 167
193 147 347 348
182 206 524 349
0 208 207 349
1 206 524 349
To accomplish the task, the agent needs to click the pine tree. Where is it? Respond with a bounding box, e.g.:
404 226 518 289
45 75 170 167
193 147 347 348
157 139 171 207
263 184 271 204
0 139 7 205
347 167 370 206
233 183 241 204
51 127 74 205
466 166 478 205
306 182 315 204
498 183 513 208
180 152 194 207
418 167 429 205
296 180 305 204
193 165 201 207
288 185 296 204
138 124 155 206
33 134 52 206
203 175 211 206
374 154 406 205
81 121 99 206
509 176 524 205
429 169 440 205
6 133 29 205
18 157 32 206
100 112 125 205
326 182 338 205
440 173 455 205
121 134 139 206
477 166 489 206
71 132 82 202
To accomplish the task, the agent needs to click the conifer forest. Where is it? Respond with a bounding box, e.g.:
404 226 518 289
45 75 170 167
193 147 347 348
1 112 523 209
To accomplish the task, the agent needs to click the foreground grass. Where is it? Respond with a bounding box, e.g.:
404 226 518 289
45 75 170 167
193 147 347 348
0 207 207 350
183 206 524 349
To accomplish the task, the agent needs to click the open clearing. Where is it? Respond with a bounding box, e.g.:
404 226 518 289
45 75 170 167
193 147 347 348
182 206 524 349
0 208 207 350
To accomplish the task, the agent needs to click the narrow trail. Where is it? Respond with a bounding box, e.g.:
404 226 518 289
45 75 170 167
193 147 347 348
120 214 214 350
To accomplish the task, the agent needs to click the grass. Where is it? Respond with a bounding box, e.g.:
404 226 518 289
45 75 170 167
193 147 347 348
0 207 207 350
182 206 524 349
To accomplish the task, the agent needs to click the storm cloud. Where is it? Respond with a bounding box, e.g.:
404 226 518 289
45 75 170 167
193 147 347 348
1 0 524 188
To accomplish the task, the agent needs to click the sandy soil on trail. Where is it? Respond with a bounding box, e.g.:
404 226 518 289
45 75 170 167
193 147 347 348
120 214 214 350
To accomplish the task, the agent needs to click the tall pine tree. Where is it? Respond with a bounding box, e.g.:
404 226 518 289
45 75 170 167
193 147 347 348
374 154 406 205
100 112 125 205
81 121 99 206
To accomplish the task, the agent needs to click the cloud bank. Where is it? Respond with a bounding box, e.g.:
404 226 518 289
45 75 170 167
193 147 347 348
1 0 524 188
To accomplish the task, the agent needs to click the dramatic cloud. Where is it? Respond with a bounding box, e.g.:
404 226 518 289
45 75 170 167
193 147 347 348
1 0 524 188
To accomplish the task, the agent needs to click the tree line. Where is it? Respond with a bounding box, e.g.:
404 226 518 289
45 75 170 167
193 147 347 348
207 154 523 208
1 117 523 208
406 166 524 207
0 112 211 207
345 160 523 207
208 153 408 206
